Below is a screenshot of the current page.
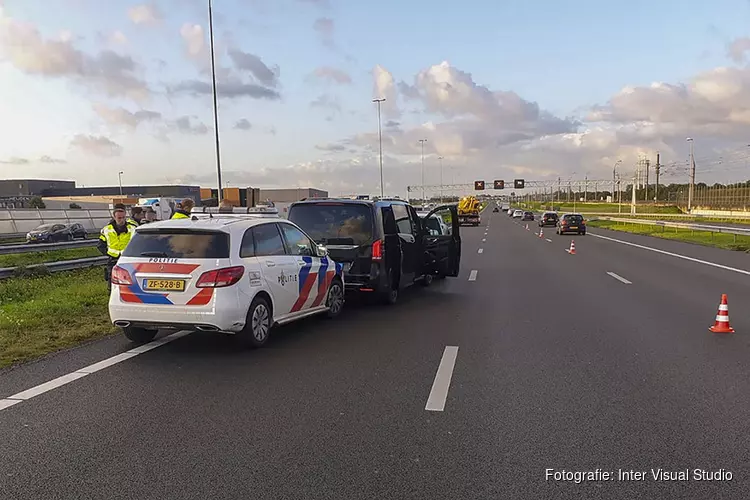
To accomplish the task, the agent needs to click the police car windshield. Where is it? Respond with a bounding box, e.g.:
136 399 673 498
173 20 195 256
122 229 230 258
288 203 373 246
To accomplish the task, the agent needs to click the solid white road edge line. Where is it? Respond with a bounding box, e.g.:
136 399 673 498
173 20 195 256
478 248 484 254
425 346 459 412
0 330 192 412
607 271 632 284
468 270 478 281
590 232 750 277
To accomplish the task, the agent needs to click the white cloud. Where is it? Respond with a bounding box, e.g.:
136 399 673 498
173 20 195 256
128 4 163 25
180 23 205 58
70 135 123 157
372 65 398 118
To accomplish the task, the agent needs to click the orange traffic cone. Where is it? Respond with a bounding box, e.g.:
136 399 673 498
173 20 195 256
566 240 576 254
539 228 544 238
709 294 735 333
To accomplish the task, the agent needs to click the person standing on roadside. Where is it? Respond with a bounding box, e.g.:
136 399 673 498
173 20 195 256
142 208 157 224
98 204 136 291
171 198 195 219
127 206 144 227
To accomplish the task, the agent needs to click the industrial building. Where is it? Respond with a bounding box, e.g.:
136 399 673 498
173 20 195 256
0 179 328 209
259 188 328 202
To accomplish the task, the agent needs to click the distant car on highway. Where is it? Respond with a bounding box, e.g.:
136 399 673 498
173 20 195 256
492 206 499 213
26 222 87 243
288 198 461 305
109 217 346 347
501 204 510 212
556 213 587 235
512 209 524 218
417 211 451 236
521 211 534 221
538 212 559 227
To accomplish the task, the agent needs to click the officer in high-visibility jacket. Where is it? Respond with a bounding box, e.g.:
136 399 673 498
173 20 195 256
171 198 195 219
98 204 136 291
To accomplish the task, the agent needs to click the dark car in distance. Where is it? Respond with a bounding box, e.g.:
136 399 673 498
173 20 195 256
521 211 534 221
288 198 461 305
556 213 587 235
26 222 87 243
538 212 559 227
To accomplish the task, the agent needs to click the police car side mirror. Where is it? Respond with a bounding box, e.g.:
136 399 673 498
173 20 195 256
317 245 328 257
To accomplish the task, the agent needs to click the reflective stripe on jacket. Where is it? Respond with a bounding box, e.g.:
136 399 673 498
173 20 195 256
99 222 135 258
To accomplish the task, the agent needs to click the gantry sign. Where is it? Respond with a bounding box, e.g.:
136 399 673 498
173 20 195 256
407 179 614 192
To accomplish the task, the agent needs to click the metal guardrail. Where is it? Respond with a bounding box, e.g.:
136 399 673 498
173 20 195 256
0 239 99 255
0 256 108 279
594 217 750 237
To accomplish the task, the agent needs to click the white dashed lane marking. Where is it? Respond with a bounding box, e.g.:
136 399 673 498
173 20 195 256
468 270 478 281
425 346 459 412
607 271 632 285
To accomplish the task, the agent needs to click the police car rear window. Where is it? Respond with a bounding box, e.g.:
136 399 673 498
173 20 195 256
122 230 230 259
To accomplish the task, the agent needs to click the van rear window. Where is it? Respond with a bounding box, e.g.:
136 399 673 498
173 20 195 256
288 203 373 246
122 230 230 258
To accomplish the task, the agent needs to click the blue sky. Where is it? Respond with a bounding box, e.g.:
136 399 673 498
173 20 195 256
2 0 750 196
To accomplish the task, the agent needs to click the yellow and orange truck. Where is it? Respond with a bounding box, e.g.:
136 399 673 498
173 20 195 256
458 196 481 226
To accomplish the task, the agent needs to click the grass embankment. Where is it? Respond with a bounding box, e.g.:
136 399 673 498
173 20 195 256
588 220 750 252
0 267 116 368
0 247 101 268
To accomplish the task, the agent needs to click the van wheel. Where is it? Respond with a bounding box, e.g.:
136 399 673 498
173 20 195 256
326 279 345 318
381 270 399 305
123 327 157 344
421 274 433 287
239 296 272 348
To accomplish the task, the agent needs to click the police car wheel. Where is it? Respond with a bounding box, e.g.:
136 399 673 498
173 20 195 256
420 274 433 287
123 327 157 344
240 296 272 348
325 279 344 318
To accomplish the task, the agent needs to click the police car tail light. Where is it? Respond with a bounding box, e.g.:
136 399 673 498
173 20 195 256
371 239 384 261
111 265 133 285
196 266 245 288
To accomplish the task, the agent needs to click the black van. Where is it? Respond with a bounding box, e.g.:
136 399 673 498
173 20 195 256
287 199 461 304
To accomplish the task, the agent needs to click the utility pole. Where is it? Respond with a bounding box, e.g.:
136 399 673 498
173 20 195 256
644 159 650 201
557 176 561 209
208 0 223 202
654 152 661 202
372 98 386 197
584 175 588 202
418 139 427 202
631 170 637 215
118 171 124 196
612 159 621 203
438 156 444 203
687 137 695 211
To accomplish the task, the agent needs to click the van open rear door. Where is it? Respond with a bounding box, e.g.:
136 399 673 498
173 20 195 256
421 205 461 277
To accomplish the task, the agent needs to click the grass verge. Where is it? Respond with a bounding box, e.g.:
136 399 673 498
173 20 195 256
588 220 750 252
0 266 116 368
0 247 101 268
524 201 683 214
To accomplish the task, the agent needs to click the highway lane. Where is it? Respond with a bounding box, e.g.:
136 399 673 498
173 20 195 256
1 211 748 499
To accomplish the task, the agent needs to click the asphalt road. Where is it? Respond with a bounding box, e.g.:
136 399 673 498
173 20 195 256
2 210 749 499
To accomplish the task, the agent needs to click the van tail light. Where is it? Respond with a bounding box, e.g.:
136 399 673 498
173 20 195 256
196 266 245 288
371 239 384 261
111 265 133 285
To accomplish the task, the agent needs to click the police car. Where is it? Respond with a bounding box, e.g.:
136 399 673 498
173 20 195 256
108 208 345 348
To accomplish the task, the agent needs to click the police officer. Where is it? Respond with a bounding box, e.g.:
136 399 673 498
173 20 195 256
171 198 195 219
127 206 144 227
98 204 136 291
142 208 157 224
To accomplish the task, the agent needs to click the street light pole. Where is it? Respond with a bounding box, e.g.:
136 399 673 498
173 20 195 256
208 0 223 203
418 139 427 202
612 159 621 204
687 137 695 211
438 156 444 203
372 98 386 198
118 171 124 196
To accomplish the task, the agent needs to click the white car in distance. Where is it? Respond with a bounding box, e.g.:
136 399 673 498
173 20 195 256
108 214 345 348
